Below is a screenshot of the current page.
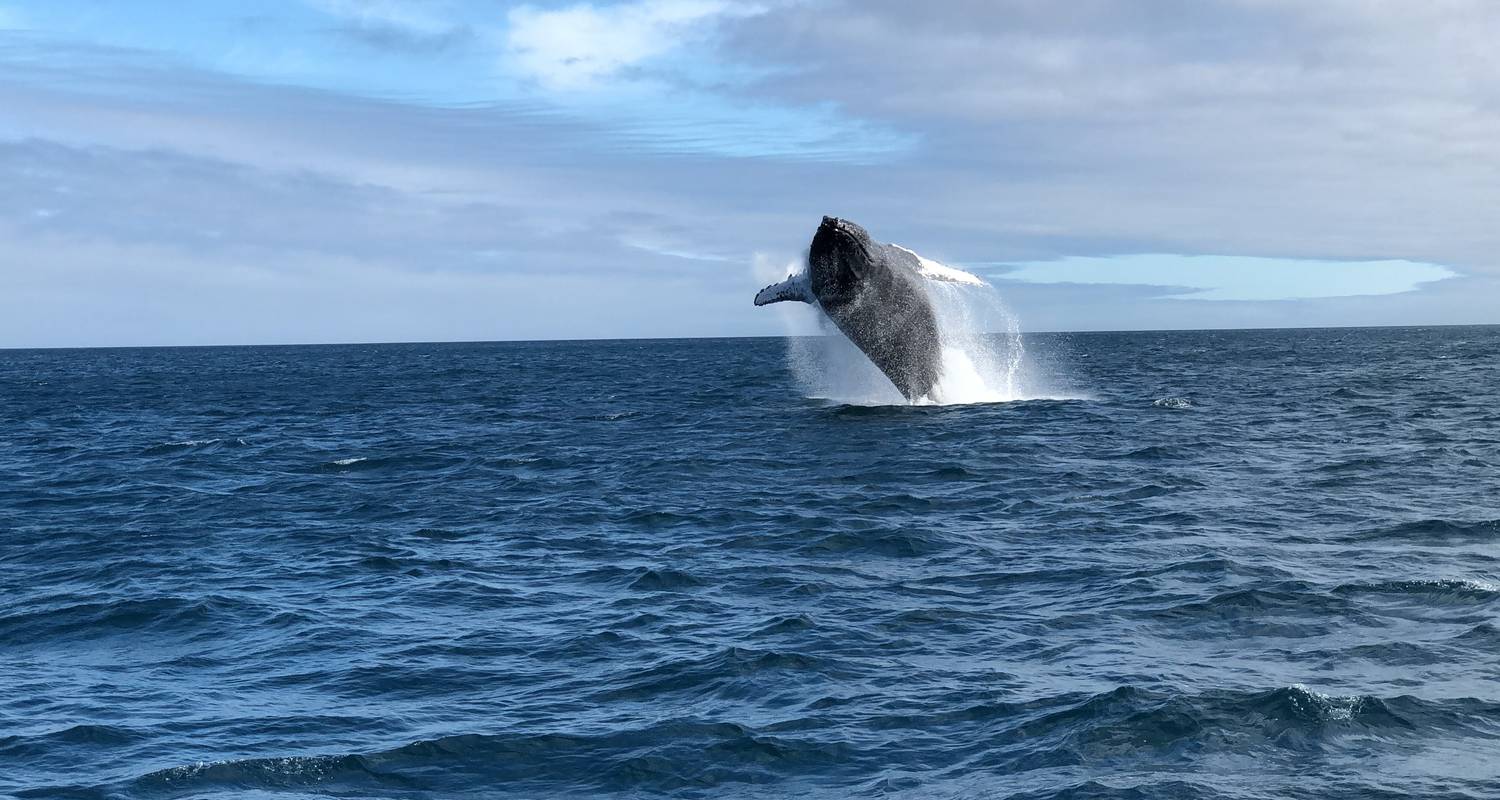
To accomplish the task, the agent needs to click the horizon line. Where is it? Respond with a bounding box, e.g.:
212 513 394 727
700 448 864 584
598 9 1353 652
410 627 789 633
3 321 1496 352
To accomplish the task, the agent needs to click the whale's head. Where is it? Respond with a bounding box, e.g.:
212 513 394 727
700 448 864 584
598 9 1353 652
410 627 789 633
808 216 876 301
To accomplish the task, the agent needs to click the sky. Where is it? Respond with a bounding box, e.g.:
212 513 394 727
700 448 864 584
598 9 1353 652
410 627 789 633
2 0 1498 347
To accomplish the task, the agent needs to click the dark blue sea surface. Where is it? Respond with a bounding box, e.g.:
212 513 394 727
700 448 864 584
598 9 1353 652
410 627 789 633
3 326 1499 799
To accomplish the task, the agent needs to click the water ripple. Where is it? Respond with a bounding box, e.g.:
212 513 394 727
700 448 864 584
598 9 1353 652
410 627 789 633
2 328 1499 798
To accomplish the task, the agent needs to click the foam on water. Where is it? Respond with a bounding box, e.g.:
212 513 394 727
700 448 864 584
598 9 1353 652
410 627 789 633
1289 684 1367 721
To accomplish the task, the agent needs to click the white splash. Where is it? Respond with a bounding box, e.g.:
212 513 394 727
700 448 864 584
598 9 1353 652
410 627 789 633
891 245 987 286
757 250 1049 407
922 279 1029 405
1290 684 1366 721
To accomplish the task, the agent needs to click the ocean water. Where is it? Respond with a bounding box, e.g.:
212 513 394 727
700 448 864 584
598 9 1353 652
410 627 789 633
2 326 1498 799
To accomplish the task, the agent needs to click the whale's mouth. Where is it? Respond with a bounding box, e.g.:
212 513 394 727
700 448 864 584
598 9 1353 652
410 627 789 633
818 216 872 251
812 217 875 278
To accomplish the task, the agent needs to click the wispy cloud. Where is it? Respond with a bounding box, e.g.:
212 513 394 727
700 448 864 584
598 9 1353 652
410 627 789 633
502 0 762 92
492 0 904 160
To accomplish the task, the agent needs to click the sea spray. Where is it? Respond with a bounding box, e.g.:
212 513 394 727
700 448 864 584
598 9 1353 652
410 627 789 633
925 280 1028 405
785 325 909 405
762 268 1034 406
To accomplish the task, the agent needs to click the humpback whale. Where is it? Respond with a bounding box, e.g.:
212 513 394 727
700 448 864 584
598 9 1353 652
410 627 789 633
754 217 985 402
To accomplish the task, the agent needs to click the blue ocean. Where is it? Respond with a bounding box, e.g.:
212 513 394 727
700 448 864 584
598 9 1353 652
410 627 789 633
3 326 1498 799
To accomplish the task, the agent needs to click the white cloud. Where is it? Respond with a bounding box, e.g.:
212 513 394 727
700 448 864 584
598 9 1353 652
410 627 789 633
503 0 762 91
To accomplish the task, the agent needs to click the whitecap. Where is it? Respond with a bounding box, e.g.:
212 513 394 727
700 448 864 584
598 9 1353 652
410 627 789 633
1290 684 1365 720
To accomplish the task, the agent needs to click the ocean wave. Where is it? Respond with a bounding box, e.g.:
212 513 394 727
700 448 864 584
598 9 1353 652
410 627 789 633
0 594 264 644
312 453 467 473
1110 444 1197 461
120 720 852 797
1352 517 1500 543
1313 456 1390 473
1126 555 1292 582
798 529 950 558
1143 583 1370 636
588 646 837 704
8 331 1500 799
1106 483 1178 501
1333 578 1500 601
0 724 142 762
1454 622 1500 645
83 685 1492 799
142 437 248 454
574 565 707 592
581 410 641 422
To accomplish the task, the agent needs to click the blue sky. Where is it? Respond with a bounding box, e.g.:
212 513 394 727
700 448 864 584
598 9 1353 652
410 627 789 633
2 1 1497 346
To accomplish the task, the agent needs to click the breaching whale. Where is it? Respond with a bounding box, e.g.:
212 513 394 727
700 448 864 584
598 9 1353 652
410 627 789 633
754 216 985 402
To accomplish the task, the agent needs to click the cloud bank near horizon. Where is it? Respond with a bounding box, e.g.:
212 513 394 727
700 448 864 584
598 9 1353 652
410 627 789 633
2 0 1498 347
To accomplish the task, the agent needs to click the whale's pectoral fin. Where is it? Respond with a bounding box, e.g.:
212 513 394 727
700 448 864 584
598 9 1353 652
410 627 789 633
754 274 814 306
